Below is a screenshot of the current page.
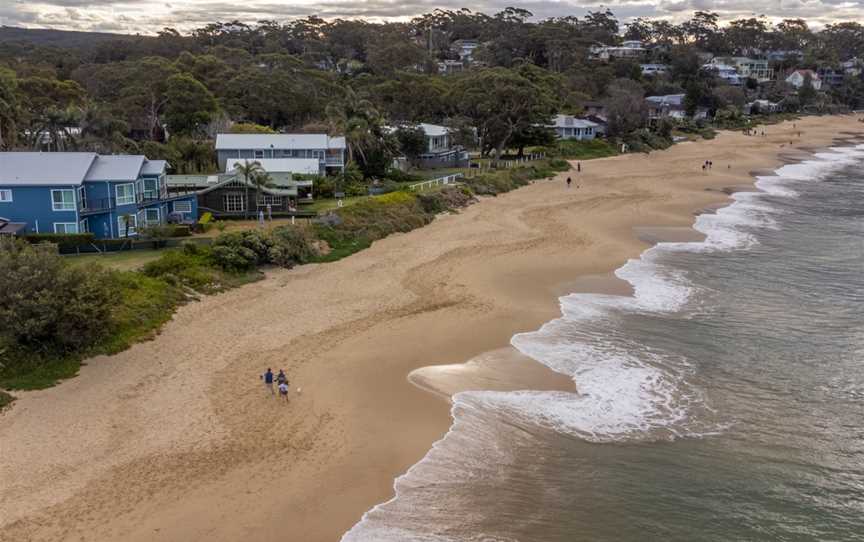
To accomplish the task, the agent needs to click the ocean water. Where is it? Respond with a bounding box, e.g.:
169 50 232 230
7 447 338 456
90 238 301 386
343 146 864 542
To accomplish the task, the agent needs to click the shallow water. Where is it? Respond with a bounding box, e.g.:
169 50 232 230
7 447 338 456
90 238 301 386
343 146 864 541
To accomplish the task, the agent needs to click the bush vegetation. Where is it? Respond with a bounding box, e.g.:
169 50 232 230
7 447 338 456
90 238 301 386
553 139 619 160
0 159 566 399
0 239 186 391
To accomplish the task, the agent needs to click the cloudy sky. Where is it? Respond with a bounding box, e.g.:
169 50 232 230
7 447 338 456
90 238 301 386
1 0 863 35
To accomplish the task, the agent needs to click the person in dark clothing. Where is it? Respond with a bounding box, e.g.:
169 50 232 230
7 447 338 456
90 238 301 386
566 177 572 188
262 368 275 396
277 370 287 385
577 162 582 173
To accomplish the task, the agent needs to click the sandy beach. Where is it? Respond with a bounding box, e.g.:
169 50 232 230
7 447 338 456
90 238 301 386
1 115 861 542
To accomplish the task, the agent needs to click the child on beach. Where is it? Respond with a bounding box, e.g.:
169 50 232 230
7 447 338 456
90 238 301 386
566 177 572 188
278 381 290 402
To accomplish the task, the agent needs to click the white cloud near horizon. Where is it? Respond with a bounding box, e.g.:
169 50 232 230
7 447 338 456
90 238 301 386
0 0 863 35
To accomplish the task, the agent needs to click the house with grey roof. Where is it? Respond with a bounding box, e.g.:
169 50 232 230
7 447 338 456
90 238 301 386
548 115 600 141
214 133 347 174
0 152 197 239
388 123 470 168
645 94 709 123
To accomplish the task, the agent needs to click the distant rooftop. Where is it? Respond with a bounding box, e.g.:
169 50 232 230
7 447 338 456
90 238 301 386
549 115 599 129
215 133 346 151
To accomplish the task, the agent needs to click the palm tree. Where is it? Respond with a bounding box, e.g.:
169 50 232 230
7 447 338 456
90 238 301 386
325 87 379 164
250 170 275 222
233 160 263 219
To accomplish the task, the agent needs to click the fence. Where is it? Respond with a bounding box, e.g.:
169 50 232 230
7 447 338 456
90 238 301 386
408 173 465 192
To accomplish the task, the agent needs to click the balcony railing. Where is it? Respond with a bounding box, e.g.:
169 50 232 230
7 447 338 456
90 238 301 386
79 197 115 215
324 156 344 166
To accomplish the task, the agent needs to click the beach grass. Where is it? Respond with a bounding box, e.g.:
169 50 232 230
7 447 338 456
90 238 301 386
554 139 619 160
0 389 15 409
66 249 166 271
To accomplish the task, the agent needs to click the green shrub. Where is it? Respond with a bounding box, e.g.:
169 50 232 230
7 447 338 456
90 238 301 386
417 185 475 214
211 230 273 272
211 244 257 272
268 225 318 268
0 390 14 409
198 212 213 225
21 233 95 247
548 158 571 171
554 139 618 160
142 248 220 290
0 240 114 352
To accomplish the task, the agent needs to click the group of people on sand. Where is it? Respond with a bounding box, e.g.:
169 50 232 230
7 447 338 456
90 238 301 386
262 368 291 402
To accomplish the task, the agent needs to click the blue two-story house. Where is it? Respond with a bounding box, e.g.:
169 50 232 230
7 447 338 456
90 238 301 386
0 152 198 239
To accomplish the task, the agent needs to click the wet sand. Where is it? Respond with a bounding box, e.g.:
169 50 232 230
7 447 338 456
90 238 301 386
1 115 861 542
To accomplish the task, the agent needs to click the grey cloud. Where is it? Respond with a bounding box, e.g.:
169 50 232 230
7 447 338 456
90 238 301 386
3 0 864 34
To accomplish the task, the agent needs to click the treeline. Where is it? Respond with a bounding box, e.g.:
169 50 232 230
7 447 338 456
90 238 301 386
0 8 863 174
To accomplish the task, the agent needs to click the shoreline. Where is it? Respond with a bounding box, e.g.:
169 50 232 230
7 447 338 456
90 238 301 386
1 115 862 542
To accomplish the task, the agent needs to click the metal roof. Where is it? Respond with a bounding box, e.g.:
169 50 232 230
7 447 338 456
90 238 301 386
0 152 97 186
646 94 685 106
140 159 167 176
225 158 320 175
85 155 146 182
549 115 600 129
418 123 449 137
0 218 27 235
215 133 346 150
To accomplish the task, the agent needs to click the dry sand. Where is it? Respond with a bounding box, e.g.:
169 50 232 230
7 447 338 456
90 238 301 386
1 115 862 541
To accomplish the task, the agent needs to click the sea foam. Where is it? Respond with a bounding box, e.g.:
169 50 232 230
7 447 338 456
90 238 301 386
341 145 864 541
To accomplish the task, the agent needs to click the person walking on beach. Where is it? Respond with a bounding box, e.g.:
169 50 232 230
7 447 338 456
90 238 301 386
262 368 275 396
577 162 582 173
278 381 290 403
277 369 287 386
566 177 572 188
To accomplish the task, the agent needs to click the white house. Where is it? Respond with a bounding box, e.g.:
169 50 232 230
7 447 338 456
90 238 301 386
214 133 346 174
591 40 646 61
225 158 321 176
548 115 599 141
645 94 709 123
640 63 669 76
710 57 774 82
786 69 822 90
451 39 480 63
703 62 743 86
388 123 469 169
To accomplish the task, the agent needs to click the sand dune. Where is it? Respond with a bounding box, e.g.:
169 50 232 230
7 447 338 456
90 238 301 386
1 115 861 541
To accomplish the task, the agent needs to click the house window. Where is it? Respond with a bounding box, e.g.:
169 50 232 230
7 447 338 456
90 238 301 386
51 189 76 211
174 201 192 214
142 178 159 200
77 186 87 210
115 183 136 206
144 208 160 225
257 195 283 206
254 150 265 159
0 189 11 202
53 222 79 234
117 214 138 237
223 193 245 212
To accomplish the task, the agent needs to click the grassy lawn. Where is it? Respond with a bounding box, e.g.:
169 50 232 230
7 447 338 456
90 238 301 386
66 249 166 271
305 196 366 213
